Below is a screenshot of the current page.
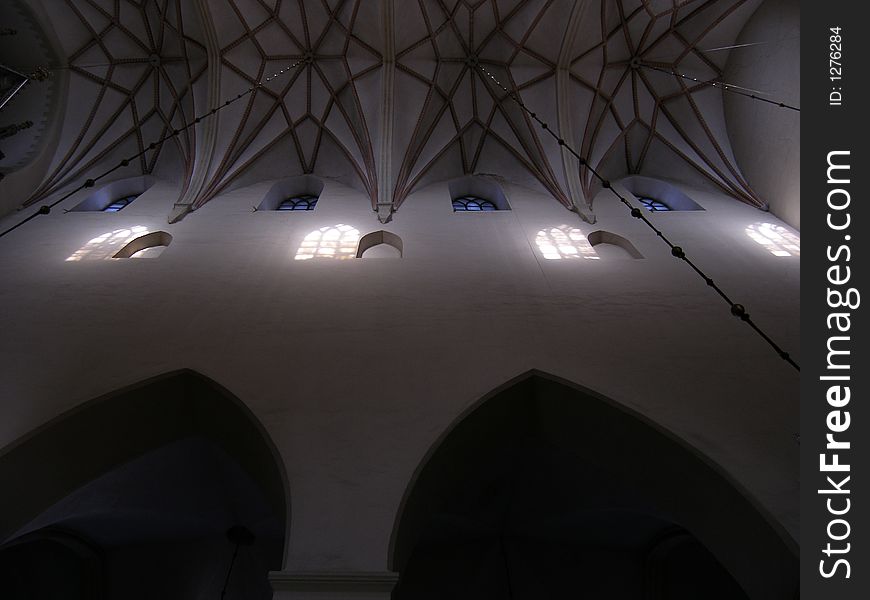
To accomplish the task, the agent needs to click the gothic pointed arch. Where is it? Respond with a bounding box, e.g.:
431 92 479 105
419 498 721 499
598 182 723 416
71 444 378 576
390 370 797 600
0 369 290 599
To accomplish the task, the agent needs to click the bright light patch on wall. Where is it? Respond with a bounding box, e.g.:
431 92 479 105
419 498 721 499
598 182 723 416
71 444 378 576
66 227 149 262
535 226 599 260
746 223 800 257
295 224 360 260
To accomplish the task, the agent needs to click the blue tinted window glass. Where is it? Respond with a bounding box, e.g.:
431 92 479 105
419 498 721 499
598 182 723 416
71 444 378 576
453 195 497 212
278 195 319 211
638 197 671 212
103 195 138 212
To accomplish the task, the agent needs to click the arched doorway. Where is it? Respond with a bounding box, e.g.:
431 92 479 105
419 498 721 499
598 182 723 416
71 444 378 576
390 371 797 599
0 369 289 599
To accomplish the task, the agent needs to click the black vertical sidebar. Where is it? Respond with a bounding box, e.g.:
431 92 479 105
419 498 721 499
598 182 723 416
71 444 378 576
801 2 869 599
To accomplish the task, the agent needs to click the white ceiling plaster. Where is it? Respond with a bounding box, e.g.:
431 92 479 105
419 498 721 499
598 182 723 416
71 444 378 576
11 0 776 223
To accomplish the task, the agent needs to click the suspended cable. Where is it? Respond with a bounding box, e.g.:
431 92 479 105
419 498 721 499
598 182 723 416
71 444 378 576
45 63 119 70
476 63 799 372
499 534 514 600
702 37 800 53
701 41 769 52
0 59 303 240
220 539 241 600
221 526 255 599
640 63 800 111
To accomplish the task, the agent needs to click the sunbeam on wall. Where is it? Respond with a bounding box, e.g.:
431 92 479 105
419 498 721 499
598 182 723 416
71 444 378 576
66 227 150 262
746 223 801 257
295 225 361 261
535 226 599 260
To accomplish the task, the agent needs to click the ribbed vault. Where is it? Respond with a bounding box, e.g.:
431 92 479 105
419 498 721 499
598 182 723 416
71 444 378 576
566 0 764 208
194 0 384 210
8 0 772 221
21 0 207 207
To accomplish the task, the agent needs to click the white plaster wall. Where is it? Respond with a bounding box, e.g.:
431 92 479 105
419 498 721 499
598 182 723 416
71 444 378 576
0 177 799 574
725 0 800 229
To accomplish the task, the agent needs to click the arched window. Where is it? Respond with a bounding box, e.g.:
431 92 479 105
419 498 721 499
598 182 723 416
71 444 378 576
638 197 671 212
258 176 325 211
448 176 510 211
102 194 139 212
452 195 497 212
277 195 318 211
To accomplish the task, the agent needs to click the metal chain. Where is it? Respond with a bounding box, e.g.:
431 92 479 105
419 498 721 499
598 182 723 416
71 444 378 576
477 63 799 372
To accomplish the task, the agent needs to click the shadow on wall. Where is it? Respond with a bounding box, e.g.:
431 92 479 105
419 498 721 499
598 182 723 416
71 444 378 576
390 371 797 600
0 370 289 600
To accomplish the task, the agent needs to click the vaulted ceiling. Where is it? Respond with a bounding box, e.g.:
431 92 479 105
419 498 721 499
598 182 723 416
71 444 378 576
5 0 769 222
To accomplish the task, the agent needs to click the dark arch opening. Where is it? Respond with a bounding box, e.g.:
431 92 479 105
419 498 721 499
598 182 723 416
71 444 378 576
390 371 796 600
0 369 289 599
0 529 102 599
